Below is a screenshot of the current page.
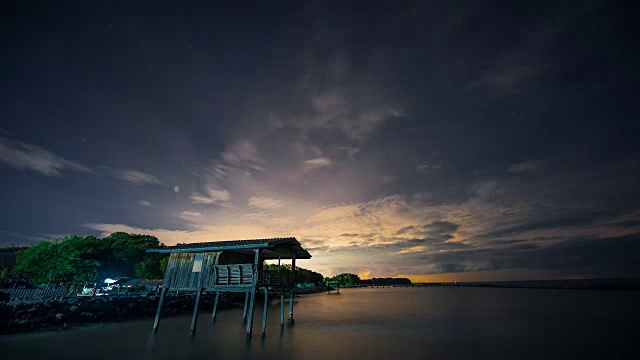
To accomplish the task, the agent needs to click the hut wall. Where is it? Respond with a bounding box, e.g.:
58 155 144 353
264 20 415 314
163 251 256 289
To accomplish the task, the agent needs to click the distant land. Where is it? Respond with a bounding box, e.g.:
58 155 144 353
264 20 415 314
416 277 640 290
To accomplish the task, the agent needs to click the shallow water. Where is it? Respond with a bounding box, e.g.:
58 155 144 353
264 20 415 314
2 287 638 359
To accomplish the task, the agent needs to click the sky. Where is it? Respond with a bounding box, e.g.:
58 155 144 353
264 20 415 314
1 0 639 282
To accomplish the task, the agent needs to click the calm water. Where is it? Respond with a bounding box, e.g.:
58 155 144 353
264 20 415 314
2 287 638 359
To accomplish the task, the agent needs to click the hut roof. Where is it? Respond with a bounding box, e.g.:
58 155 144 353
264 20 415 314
147 237 311 259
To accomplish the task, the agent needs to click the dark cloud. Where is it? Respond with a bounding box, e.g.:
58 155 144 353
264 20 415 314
1 1 639 281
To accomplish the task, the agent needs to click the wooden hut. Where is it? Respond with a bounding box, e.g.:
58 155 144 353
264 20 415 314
147 237 311 337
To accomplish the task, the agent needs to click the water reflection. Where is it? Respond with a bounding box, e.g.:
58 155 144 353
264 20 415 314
2 288 639 360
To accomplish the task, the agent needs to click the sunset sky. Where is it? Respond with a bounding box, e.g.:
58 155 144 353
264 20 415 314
1 1 639 281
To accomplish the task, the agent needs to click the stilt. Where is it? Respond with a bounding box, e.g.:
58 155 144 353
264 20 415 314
280 290 285 330
242 291 249 323
261 288 268 337
152 286 168 332
211 291 220 322
288 256 296 325
189 287 203 336
246 249 260 337
246 284 257 336
288 288 294 325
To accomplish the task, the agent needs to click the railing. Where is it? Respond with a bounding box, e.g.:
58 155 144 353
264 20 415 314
258 270 291 287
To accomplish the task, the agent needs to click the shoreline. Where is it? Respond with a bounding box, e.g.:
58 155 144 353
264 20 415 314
0 286 327 335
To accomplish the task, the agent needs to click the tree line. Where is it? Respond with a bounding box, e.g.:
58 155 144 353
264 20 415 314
325 273 412 286
1 232 168 285
263 264 324 285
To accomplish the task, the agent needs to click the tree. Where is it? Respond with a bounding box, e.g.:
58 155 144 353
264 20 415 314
135 254 167 279
263 264 324 285
159 256 169 274
14 233 166 285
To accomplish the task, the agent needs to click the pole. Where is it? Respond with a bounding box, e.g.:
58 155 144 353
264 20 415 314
242 291 249 323
246 249 260 337
152 286 168 332
261 287 269 337
211 291 220 322
288 256 296 325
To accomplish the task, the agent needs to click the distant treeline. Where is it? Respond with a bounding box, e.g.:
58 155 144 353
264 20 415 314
324 274 412 286
263 264 324 285
360 277 412 285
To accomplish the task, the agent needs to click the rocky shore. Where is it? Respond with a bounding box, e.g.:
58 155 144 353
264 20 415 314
0 287 327 335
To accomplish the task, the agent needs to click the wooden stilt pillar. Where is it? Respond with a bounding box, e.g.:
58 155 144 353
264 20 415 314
280 290 285 330
211 291 220 322
242 291 249 323
189 287 203 336
152 286 168 332
261 287 269 337
190 255 205 336
288 256 296 325
246 249 260 337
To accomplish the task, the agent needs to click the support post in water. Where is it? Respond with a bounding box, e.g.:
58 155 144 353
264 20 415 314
242 291 249 323
246 248 260 337
280 290 285 330
152 286 168 332
189 253 205 336
288 256 296 325
211 291 220 322
261 287 269 337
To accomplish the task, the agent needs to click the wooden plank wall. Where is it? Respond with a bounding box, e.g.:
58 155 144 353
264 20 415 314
163 252 254 289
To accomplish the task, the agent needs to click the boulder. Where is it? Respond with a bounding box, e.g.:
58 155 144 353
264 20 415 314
69 306 78 312
55 313 64 321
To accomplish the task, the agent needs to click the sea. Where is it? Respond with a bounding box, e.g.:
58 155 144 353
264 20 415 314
1 287 638 359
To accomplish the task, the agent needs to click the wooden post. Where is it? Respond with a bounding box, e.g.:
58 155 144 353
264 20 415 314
288 256 296 325
246 249 260 337
190 287 203 335
242 291 249 323
280 290 285 330
153 286 168 332
189 254 205 336
261 287 269 337
153 252 175 333
211 291 220 322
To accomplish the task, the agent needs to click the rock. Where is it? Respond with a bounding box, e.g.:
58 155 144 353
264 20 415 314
14 310 24 319
30 317 43 324
55 313 64 321
67 298 78 304
27 307 38 313
21 313 32 321
80 312 93 317
69 306 78 312
17 319 29 325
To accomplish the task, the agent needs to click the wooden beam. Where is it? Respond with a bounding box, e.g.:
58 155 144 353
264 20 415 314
189 255 205 336
246 248 260 337
152 286 168 332
211 291 220 322
261 287 268 337
280 290 285 330
288 255 296 325
242 291 249 323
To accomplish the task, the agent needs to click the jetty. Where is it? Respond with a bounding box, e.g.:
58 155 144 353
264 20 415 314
147 237 311 337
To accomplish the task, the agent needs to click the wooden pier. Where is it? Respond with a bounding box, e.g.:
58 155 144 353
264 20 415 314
147 237 311 337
